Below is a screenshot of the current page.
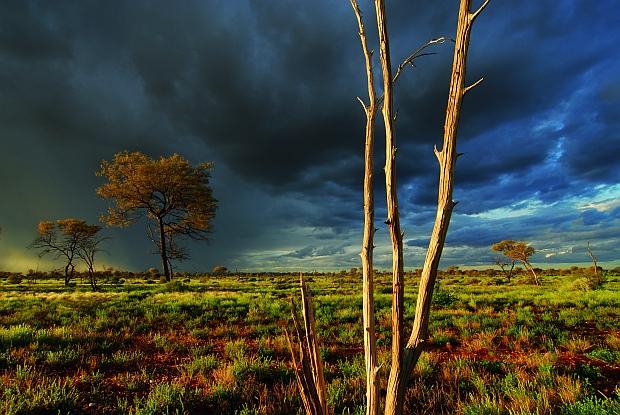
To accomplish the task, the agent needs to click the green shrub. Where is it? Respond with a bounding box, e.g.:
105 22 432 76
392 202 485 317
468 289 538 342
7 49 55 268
133 383 198 415
182 355 219 377
560 396 620 415
44 348 82 367
432 289 458 307
224 340 247 361
588 348 620 364
0 324 35 348
1 366 79 415
572 277 592 292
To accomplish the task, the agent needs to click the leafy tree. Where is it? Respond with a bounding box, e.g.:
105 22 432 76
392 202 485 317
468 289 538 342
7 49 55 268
492 240 539 285
212 265 228 274
96 151 217 281
29 219 102 286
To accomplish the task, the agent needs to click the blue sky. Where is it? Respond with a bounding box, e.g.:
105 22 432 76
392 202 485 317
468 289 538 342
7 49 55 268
0 1 619 272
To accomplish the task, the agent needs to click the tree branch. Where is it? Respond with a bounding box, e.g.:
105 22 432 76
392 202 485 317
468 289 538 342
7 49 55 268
464 77 484 94
356 96 368 113
392 37 446 85
470 0 491 22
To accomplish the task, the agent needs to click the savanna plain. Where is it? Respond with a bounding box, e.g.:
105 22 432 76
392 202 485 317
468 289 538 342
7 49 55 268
1 268 619 415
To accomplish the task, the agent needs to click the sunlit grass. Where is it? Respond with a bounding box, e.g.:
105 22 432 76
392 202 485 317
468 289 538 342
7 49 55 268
0 271 618 413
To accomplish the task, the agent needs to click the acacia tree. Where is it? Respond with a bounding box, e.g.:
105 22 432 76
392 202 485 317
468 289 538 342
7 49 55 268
29 219 101 285
492 240 538 285
96 151 217 281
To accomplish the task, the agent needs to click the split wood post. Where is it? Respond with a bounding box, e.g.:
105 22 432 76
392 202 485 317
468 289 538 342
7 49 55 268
286 274 329 415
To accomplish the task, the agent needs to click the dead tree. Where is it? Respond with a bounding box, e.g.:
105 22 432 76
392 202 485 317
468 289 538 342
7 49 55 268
350 3 445 413
586 242 602 285
382 1 490 413
349 1 380 413
286 274 328 415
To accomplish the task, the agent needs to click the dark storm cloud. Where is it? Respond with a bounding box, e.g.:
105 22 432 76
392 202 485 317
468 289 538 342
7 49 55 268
0 0 619 271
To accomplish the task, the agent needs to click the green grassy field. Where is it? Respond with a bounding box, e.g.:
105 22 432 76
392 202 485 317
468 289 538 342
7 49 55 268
1 271 619 414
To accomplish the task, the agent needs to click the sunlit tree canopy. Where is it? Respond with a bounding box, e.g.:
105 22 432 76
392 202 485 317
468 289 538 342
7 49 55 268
96 151 217 279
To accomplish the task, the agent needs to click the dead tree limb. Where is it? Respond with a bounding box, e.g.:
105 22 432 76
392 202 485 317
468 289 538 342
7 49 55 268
377 37 446 107
384 1 490 413
392 37 446 85
349 1 380 414
586 242 601 285
286 274 329 415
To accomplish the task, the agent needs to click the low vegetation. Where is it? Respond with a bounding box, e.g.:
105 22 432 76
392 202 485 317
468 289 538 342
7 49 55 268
0 268 619 414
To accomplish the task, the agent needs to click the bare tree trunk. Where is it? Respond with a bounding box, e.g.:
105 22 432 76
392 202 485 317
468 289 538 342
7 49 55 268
64 263 71 285
88 266 97 290
384 1 489 413
587 242 601 285
350 2 380 414
372 4 408 412
158 217 171 281
522 260 539 285
64 262 75 285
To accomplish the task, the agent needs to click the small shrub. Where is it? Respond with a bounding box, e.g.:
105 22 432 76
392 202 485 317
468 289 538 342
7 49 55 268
560 396 620 415
182 355 219 377
133 383 195 415
44 348 82 367
1 366 79 414
574 363 601 381
572 277 592 292
0 324 35 348
6 274 23 284
158 280 191 293
588 348 620 364
102 350 145 367
225 340 247 361
432 289 458 307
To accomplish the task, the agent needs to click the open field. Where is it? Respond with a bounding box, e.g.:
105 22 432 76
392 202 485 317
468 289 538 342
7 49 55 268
1 271 619 414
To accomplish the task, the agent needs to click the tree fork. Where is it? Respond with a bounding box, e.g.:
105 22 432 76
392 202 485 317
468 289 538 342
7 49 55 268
384 1 490 413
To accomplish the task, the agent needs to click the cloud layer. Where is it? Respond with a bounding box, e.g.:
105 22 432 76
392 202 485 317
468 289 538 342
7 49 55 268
1 1 619 271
